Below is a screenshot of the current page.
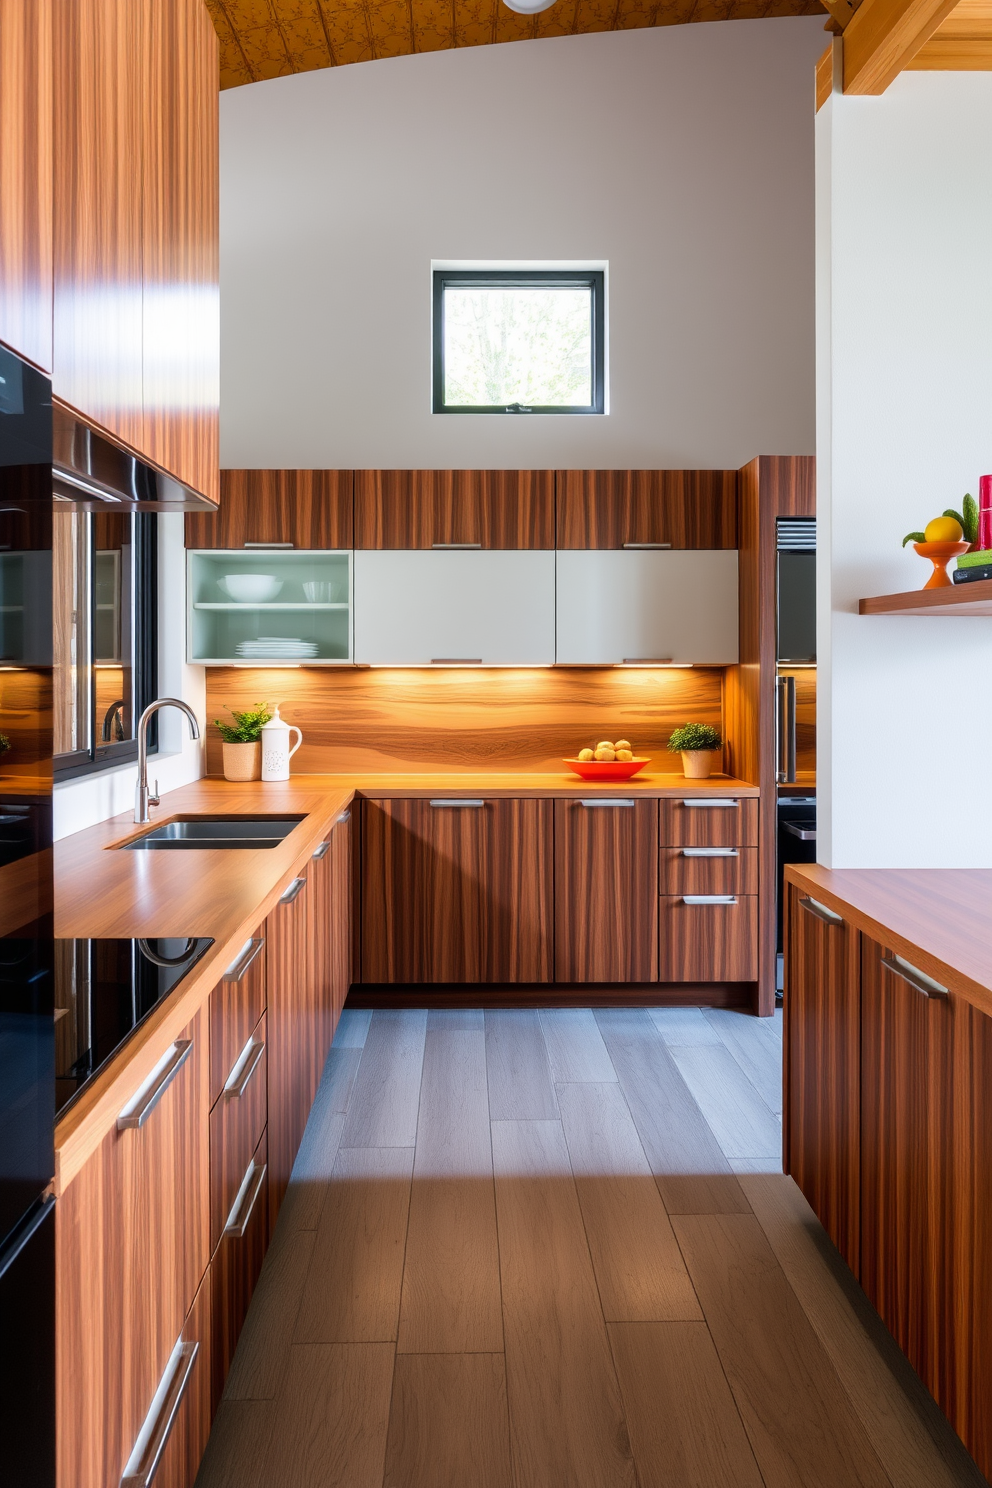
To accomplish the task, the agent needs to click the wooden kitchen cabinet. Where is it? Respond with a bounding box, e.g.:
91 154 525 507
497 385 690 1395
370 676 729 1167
56 1009 209 1488
554 798 658 983
353 549 556 666
659 796 758 847
0 0 53 371
185 469 354 549
265 869 318 1225
209 1126 268 1412
657 894 757 982
361 797 554 984
555 550 738 666
208 930 265 1107
556 469 737 549
783 885 861 1273
309 806 352 1047
354 469 554 548
209 1013 266 1251
152 1268 213 1488
659 845 757 896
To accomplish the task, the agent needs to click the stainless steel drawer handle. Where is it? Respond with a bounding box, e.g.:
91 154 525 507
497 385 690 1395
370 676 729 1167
311 840 331 859
681 847 738 858
224 936 264 982
622 541 671 549
580 799 636 807
431 658 482 665
243 540 293 548
223 1036 265 1099
881 954 949 1001
800 896 843 927
783 821 816 841
117 1040 193 1131
682 799 739 808
432 542 481 549
279 876 307 904
225 1159 267 1238
682 895 737 905
336 809 351 825
622 657 673 665
430 799 485 807
120 1337 199 1487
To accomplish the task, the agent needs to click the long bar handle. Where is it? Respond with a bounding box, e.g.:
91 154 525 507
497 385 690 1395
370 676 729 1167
682 799 739 808
243 541 293 548
117 1040 193 1131
881 954 949 1001
311 840 331 859
120 1339 199 1486
799 896 844 927
224 936 264 982
777 674 797 784
622 657 673 664
224 1160 267 1238
279 876 307 904
336 809 351 825
681 847 738 857
432 542 481 548
580 799 636 807
622 541 671 549
431 658 482 665
223 1036 265 1099
430 799 485 807
682 895 737 905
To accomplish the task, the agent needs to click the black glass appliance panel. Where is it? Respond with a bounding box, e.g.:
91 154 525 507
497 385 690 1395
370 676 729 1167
777 550 816 664
54 937 213 1117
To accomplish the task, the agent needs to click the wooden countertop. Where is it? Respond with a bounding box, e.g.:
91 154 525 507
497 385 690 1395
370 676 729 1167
53 771 756 1194
786 863 992 1018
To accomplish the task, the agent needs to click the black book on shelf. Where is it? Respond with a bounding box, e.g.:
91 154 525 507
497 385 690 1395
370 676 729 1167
953 563 992 584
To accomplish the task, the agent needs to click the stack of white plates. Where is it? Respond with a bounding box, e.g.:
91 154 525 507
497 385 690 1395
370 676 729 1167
235 637 319 659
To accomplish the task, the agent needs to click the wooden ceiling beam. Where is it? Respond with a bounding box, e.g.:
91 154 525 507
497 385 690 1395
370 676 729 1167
908 0 992 64
841 0 962 92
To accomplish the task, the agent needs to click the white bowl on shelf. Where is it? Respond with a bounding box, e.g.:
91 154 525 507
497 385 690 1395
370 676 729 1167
219 574 283 603
302 581 338 603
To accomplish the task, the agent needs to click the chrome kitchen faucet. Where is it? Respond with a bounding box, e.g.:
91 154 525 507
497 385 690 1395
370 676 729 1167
134 698 201 824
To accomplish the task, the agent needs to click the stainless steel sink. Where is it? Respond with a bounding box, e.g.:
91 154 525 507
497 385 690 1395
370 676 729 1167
123 816 305 850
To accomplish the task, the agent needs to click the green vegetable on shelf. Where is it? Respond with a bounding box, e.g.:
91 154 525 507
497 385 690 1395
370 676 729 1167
902 531 926 547
943 494 979 546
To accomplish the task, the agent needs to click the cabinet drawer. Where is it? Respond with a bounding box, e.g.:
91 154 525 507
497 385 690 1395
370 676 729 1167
209 1014 267 1252
660 797 757 847
658 895 757 981
209 933 265 1107
121 1267 213 1488
660 846 757 896
210 1127 268 1412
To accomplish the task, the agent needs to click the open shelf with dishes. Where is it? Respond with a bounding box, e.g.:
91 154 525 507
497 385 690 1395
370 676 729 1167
187 549 353 664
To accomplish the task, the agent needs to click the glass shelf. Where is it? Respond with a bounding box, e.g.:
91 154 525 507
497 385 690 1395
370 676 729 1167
187 550 353 665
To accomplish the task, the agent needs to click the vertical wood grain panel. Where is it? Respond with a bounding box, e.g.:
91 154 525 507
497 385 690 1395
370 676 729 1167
657 896 757 982
209 930 266 1106
354 469 554 548
210 1128 268 1413
141 0 219 502
361 797 554 984
554 799 658 982
186 469 354 548
264 876 315 1227
54 0 143 448
209 1020 266 1251
0 0 52 370
157 1264 213 1488
783 886 860 1272
555 470 737 549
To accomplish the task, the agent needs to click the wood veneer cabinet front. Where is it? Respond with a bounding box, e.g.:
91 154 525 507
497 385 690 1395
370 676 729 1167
56 1009 208 1488
264 868 316 1226
657 895 757 982
556 470 737 549
186 469 354 549
0 0 52 371
210 1127 268 1412
784 886 860 1273
208 929 265 1107
361 797 554 983
554 799 658 983
354 469 554 548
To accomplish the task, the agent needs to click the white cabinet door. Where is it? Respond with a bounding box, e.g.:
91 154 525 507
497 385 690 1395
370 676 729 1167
555 550 738 665
354 550 556 665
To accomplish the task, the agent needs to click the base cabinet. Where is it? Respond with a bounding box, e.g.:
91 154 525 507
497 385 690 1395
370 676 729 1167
554 798 658 983
209 1127 268 1412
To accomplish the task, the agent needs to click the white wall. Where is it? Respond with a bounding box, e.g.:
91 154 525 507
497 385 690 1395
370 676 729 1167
53 515 205 840
220 19 825 470
817 61 992 867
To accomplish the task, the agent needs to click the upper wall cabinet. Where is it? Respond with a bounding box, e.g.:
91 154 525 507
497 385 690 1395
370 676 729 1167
556 550 739 665
557 470 737 549
354 550 555 665
141 0 219 504
185 470 355 550
53 0 219 500
0 0 53 371
354 470 554 549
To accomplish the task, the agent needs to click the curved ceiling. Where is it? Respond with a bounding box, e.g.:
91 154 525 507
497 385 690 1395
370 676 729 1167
206 0 826 89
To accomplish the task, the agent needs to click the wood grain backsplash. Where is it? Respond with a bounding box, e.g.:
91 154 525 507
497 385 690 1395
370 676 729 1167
205 668 725 776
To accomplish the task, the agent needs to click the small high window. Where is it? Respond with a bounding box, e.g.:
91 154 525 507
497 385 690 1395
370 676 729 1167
432 269 605 415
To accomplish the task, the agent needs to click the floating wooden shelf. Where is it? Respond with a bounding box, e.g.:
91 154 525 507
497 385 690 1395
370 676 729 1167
859 579 992 617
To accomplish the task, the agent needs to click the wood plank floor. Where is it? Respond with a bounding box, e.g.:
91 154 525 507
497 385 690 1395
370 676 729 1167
196 1004 987 1488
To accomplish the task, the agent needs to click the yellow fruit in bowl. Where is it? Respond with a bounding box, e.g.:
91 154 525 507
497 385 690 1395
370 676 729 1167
577 748 594 762
924 515 964 543
594 746 616 762
614 739 632 752
616 749 633 761
596 740 613 750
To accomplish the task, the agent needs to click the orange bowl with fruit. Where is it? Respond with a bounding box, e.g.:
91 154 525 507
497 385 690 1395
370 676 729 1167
903 512 973 588
564 739 651 780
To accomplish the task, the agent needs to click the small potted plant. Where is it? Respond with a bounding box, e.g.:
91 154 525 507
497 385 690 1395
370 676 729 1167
215 704 272 782
667 722 722 780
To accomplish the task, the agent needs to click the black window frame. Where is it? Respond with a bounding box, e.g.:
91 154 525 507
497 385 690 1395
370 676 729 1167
432 269 606 416
54 510 158 782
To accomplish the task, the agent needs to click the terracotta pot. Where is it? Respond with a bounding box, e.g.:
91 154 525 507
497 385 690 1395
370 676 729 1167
222 741 261 782
681 749 714 780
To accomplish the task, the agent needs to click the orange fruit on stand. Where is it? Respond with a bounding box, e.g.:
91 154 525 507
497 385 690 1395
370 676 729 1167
924 515 964 543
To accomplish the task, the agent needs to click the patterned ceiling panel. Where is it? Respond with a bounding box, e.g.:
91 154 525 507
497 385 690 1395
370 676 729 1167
206 0 826 88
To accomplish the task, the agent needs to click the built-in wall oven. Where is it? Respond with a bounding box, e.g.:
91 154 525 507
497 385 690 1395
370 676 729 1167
775 517 816 998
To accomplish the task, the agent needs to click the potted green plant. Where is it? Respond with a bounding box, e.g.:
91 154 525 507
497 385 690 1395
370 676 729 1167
214 704 272 782
667 722 722 780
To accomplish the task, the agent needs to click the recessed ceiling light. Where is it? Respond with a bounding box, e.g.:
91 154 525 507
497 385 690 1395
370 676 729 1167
503 0 557 12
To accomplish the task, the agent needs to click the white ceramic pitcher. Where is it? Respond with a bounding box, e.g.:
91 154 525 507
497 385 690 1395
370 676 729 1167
260 705 302 781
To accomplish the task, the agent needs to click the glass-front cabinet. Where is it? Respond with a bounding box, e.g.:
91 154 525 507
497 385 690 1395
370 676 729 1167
187 549 353 665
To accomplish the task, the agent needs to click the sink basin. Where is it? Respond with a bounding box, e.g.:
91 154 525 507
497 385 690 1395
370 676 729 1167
123 816 305 850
